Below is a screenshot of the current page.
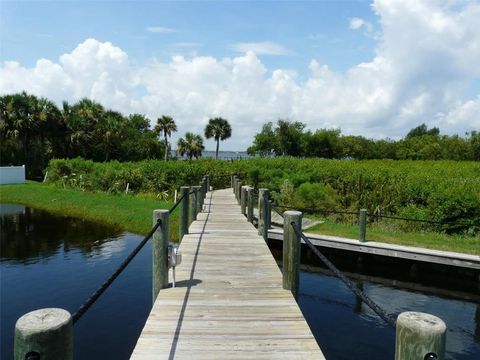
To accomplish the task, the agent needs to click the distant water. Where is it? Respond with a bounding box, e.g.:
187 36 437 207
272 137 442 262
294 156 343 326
175 150 254 160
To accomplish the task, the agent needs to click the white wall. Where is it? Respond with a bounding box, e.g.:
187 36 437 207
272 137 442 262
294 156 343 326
0 166 26 185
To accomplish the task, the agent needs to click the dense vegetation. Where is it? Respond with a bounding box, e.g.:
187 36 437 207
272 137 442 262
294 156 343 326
1 92 234 178
46 157 480 235
0 92 164 178
247 120 480 160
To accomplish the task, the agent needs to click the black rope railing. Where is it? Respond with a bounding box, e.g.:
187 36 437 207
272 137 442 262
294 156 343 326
274 203 359 216
272 202 476 227
72 219 162 324
169 190 194 214
270 202 284 218
290 222 397 329
169 193 185 214
374 214 477 227
70 177 213 325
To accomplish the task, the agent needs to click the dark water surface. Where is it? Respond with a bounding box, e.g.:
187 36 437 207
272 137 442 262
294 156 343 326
1 204 153 359
1 204 479 359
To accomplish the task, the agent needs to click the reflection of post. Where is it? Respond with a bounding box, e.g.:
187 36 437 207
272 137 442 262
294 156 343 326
354 281 364 314
475 304 480 343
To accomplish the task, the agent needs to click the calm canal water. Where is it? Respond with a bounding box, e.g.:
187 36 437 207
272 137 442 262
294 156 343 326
1 204 479 359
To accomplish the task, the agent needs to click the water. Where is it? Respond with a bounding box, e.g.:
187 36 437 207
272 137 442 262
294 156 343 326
1 204 152 359
175 150 254 160
1 204 479 359
298 269 480 359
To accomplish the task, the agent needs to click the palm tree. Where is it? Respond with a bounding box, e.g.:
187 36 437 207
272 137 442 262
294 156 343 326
155 116 177 161
100 110 125 161
177 132 205 160
204 117 232 159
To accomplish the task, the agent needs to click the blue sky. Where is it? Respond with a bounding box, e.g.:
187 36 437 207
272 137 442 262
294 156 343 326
1 0 479 150
1 1 377 73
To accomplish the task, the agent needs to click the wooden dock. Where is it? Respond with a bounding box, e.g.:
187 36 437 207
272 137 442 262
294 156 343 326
131 189 324 359
268 229 480 270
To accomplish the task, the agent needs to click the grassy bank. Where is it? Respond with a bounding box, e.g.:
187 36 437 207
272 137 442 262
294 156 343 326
2 182 478 255
0 182 177 237
307 220 480 255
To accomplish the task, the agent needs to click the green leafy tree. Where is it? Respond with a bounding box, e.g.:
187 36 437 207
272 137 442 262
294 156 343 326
204 117 232 159
469 131 480 161
275 119 305 156
305 129 341 158
247 122 279 156
177 132 205 160
155 115 177 161
405 123 440 139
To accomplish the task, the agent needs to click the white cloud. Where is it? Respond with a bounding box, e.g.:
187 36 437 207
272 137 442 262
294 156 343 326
350 17 373 33
146 26 175 33
230 41 291 56
1 0 480 150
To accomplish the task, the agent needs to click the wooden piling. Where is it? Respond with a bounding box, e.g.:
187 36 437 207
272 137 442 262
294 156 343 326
359 209 367 242
395 312 446 360
247 187 254 223
262 190 271 241
179 186 189 240
14 308 73 360
236 181 243 205
233 176 238 195
153 209 169 302
189 187 197 223
193 185 202 215
240 186 248 215
258 188 268 236
200 177 205 199
283 211 302 299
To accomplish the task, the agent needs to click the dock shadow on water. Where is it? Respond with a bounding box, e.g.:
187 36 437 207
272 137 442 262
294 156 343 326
0 204 153 360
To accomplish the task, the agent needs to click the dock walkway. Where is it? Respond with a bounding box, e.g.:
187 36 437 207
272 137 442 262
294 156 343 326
131 189 324 359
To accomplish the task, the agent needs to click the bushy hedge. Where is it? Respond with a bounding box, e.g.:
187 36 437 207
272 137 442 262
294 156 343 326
46 158 480 234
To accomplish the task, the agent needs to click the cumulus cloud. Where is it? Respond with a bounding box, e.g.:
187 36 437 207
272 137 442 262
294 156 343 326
230 42 292 55
1 0 480 150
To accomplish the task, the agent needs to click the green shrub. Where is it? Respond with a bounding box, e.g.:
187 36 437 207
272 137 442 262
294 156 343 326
296 182 338 211
46 157 480 234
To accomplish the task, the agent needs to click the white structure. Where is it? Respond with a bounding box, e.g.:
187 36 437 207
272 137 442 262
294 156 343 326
0 165 26 185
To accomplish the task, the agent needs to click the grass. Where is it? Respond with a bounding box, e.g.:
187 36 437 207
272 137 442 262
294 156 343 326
0 181 178 238
307 219 480 255
2 182 478 254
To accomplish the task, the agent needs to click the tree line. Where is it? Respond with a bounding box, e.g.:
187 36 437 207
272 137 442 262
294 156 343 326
247 120 480 160
0 92 232 177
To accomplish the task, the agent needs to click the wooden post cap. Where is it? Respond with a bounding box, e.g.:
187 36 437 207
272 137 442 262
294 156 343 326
16 308 71 337
15 308 73 360
395 311 446 360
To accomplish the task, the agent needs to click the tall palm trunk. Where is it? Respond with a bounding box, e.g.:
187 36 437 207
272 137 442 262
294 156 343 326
215 137 220 159
164 133 168 161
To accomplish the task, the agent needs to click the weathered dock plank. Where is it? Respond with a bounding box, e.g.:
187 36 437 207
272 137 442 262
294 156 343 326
131 189 324 359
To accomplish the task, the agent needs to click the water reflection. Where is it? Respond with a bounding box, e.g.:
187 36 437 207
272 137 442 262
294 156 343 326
1 204 151 360
1 204 123 263
299 266 480 360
